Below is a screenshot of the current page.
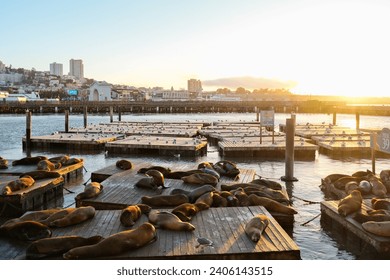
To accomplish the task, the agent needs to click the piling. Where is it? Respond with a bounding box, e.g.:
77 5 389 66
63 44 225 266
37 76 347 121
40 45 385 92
65 110 69 133
256 107 259 122
118 107 122 121
25 110 32 157
356 113 360 130
281 115 298 182
333 112 337 125
110 106 113 123
83 106 88 128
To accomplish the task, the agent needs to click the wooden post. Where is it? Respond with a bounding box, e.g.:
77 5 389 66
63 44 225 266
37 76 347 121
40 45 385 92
259 125 262 144
371 133 376 174
356 112 360 130
281 115 298 182
118 107 122 121
333 112 337 125
256 107 259 122
65 110 69 133
109 106 113 123
83 106 87 128
26 110 32 157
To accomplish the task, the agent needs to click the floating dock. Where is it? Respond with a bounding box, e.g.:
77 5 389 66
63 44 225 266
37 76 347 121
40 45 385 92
105 136 208 157
0 206 300 260
320 198 390 255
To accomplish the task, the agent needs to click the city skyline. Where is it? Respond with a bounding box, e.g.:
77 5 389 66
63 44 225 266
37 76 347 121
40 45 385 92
2 0 390 97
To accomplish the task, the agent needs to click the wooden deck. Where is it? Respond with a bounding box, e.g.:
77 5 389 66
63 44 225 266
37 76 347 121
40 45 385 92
0 206 300 260
320 198 390 255
0 176 64 217
105 136 208 157
218 139 318 160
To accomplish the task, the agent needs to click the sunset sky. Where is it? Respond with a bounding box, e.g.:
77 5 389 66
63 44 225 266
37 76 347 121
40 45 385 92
2 0 390 97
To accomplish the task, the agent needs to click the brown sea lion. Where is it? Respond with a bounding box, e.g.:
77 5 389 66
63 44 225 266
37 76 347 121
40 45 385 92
19 170 62 180
181 173 218 186
353 212 390 223
187 184 216 203
0 156 8 169
148 210 195 231
63 222 157 259
243 187 290 204
141 194 189 207
138 166 171 176
362 221 390 237
62 157 83 166
248 194 298 215
211 192 228 207
26 235 104 259
0 221 51 241
367 174 387 198
48 155 70 165
134 177 160 192
233 188 251 206
352 170 372 178
120 204 151 227
371 198 390 211
198 168 220 180
194 191 214 208
116 159 133 170
164 170 203 179
48 206 96 228
213 160 240 178
321 173 349 185
169 188 191 196
1 209 64 228
250 178 283 190
337 190 363 216
2 175 35 195
37 159 62 171
12 156 48 166
197 162 214 170
357 180 372 195
145 169 166 188
379 169 390 193
244 214 270 242
332 176 362 190
75 182 103 200
171 202 207 222
345 181 359 195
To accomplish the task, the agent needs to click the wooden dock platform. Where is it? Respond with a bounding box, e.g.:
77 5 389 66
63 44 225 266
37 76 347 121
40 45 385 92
218 138 318 160
0 176 64 217
320 198 390 255
105 136 208 157
0 206 300 260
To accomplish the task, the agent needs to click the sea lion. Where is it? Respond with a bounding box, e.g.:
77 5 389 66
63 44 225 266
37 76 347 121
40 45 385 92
19 170 62 180
48 155 70 165
371 198 390 211
198 168 220 180
332 176 362 190
164 170 203 179
62 157 83 166
75 182 103 200
116 159 133 170
171 202 207 222
195 191 214 208
141 194 189 207
250 178 283 190
379 169 390 193
0 221 51 241
357 180 372 195
362 221 390 237
2 175 35 195
12 156 48 166
352 170 372 178
138 166 171 176
248 194 298 215
345 181 359 195
353 212 390 223
1 209 64 228
187 184 216 203
169 188 191 196
367 174 387 198
181 173 218 186
219 191 239 207
197 162 214 170
0 156 8 169
244 214 270 242
135 177 160 192
37 159 62 171
321 173 349 185
26 235 104 259
213 160 240 178
120 204 151 227
48 206 96 228
233 188 251 206
211 192 228 207
337 190 363 216
148 210 195 231
63 222 157 259
145 169 166 188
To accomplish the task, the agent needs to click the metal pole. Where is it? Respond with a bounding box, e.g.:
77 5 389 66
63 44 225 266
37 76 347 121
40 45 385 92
65 110 69 133
83 106 87 128
26 110 32 157
281 116 298 182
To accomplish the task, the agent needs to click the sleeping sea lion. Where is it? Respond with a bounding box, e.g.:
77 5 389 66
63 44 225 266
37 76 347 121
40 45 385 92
145 169 166 188
187 184 216 203
244 214 270 242
75 182 103 200
181 173 218 186
138 166 171 176
321 173 349 185
233 188 251 206
213 160 240 178
116 159 133 170
148 210 195 231
367 174 387 198
345 181 359 195
0 221 52 241
134 177 160 192
2 175 35 195
194 191 214 208
12 156 48 166
198 168 220 180
0 156 8 169
141 194 189 207
63 222 157 259
62 157 83 166
337 190 362 216
211 192 228 207
248 194 298 215
164 170 203 179
19 170 62 180
48 206 96 228
357 180 372 195
362 221 390 237
353 212 390 223
169 188 191 196
120 204 151 227
379 169 390 193
250 178 282 190
332 176 362 190
48 155 70 165
197 162 214 170
371 198 390 211
37 159 61 171
171 203 207 222
26 235 104 259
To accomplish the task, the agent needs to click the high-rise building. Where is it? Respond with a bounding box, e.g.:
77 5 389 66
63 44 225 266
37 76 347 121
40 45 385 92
49 62 63 76
187 79 202 93
69 59 84 79
0 60 6 72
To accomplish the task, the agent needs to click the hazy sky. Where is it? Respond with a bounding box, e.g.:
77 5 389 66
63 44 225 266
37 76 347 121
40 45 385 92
2 0 390 97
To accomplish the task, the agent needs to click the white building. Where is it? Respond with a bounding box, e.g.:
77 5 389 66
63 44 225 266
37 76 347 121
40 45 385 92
89 81 113 101
0 61 5 72
49 62 63 76
0 73 24 83
69 59 84 79
187 79 202 93
152 88 190 101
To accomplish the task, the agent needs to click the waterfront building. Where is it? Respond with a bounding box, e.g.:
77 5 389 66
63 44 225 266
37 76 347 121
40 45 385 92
187 79 202 93
89 81 113 101
49 62 63 76
69 59 84 79
0 60 5 72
